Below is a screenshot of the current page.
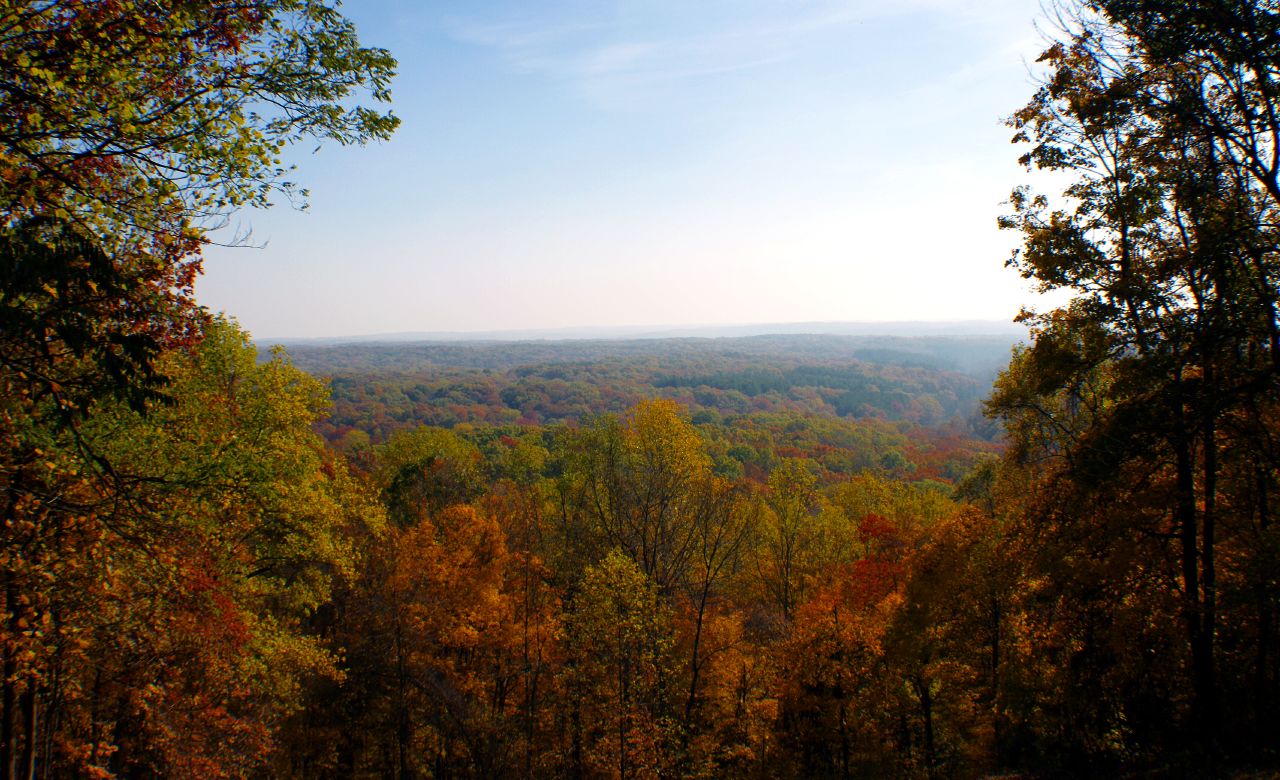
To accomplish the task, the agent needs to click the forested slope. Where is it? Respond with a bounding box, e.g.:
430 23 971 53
279 334 1011 441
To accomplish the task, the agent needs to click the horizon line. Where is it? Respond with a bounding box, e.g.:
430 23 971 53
256 318 1027 345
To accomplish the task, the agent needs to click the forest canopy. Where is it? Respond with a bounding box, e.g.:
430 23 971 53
1 0 1279 778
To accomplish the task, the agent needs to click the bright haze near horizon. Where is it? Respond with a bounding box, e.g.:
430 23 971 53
197 0 1058 341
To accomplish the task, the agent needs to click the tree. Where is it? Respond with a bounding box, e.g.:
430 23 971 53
675 474 754 768
561 551 678 779
562 400 716 593
0 9 397 773
996 0 1280 763
382 505 521 777
753 459 828 624
0 1 397 237
1 318 381 778
775 559 901 779
374 427 487 526
1 0 398 417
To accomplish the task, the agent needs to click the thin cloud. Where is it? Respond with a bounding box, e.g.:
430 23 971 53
447 0 1038 108
445 2 874 98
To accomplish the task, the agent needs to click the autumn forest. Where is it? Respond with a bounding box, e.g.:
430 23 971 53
3 1 1280 778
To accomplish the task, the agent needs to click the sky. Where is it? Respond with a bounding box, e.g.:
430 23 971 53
197 0 1059 340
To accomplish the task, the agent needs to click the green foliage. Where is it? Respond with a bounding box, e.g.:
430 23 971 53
1 318 382 776
98 319 378 611
0 2 401 776
0 0 399 240
289 335 1009 439
10 0 1280 776
0 218 181 417
373 426 486 525
562 551 679 778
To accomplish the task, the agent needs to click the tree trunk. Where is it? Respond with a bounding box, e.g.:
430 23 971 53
990 594 1003 766
838 701 850 780
570 693 583 780
917 674 936 774
18 686 33 780
1257 466 1274 721
394 619 412 780
684 585 711 724
2 581 17 780
617 657 629 780
1198 408 1219 738
1173 405 1207 733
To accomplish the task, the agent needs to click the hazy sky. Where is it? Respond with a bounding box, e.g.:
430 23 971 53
197 0 1057 339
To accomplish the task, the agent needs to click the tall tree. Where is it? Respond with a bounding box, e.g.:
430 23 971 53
996 0 1280 763
2 319 381 777
560 551 678 780
0 4 398 776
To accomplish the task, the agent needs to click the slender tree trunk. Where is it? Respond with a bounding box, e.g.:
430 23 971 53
1257 467 1274 720
990 594 1002 765
107 688 129 776
684 585 711 724
18 685 33 780
394 619 412 780
522 555 533 780
86 668 102 771
38 689 50 780
524 669 539 780
838 701 850 780
1173 404 1206 731
1199 407 1219 738
2 580 17 780
618 657 629 780
570 691 583 780
917 675 936 774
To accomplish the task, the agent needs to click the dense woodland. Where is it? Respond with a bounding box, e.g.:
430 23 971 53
281 334 1010 446
3 0 1280 778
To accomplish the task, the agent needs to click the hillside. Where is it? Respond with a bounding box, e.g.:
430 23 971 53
279 333 1017 442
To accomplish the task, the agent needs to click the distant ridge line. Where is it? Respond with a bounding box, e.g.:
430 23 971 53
262 320 1027 346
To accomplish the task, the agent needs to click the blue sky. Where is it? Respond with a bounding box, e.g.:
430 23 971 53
198 0 1055 339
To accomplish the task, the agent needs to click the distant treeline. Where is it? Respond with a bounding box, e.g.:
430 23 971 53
283 335 1013 443
277 334 1019 376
